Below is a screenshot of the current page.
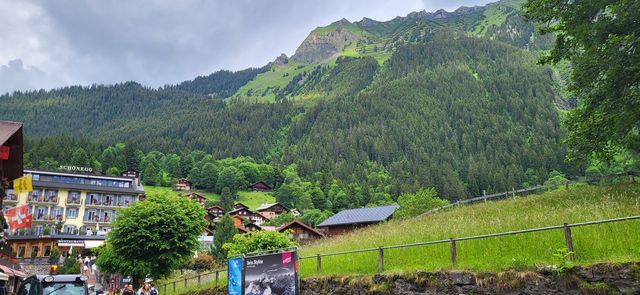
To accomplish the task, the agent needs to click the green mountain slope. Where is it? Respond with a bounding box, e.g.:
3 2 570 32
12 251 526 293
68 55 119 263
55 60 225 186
0 0 570 199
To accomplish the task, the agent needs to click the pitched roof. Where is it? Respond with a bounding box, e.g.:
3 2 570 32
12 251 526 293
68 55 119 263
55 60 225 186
248 181 272 189
207 205 224 211
0 120 21 146
278 220 324 237
256 202 289 211
234 203 249 209
317 205 399 227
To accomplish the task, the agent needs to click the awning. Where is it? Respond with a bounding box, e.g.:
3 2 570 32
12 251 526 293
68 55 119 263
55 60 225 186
0 264 27 278
84 240 104 249
58 241 84 247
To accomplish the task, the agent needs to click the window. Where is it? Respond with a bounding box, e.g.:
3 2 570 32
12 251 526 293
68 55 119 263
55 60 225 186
34 225 43 235
17 246 25 258
51 207 64 219
85 210 96 222
63 225 77 234
66 208 78 219
67 191 81 204
43 246 52 257
30 246 39 258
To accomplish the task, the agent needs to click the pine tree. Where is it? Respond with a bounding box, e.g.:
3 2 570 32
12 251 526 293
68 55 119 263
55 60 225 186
210 214 237 262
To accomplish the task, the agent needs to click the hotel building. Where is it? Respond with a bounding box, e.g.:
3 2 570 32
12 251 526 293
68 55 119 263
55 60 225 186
5 169 144 261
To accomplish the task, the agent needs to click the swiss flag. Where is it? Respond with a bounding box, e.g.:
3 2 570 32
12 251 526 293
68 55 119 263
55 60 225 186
5 205 32 231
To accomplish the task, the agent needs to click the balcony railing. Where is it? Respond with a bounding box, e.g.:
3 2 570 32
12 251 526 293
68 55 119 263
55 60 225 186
29 196 58 204
4 194 18 202
83 217 112 223
33 214 64 222
66 198 81 205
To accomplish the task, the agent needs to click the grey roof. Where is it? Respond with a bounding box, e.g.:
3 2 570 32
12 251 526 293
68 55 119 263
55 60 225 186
317 205 399 227
256 202 287 211
32 180 143 194
0 120 22 146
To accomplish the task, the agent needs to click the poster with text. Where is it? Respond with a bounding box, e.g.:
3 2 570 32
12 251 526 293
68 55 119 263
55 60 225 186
228 257 243 295
244 251 298 295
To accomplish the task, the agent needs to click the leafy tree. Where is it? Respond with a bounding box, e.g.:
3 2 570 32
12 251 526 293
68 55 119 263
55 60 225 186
104 193 206 280
210 214 238 262
219 187 235 212
524 0 640 162
299 209 333 227
59 249 81 274
123 141 140 171
191 252 218 272
48 247 61 264
216 166 246 193
223 231 296 257
264 212 295 227
200 163 218 190
395 188 449 219
142 162 161 186
70 148 91 167
544 170 569 186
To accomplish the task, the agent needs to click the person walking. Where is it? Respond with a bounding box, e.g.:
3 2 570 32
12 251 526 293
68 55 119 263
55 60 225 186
137 283 150 295
122 284 134 295
148 284 157 295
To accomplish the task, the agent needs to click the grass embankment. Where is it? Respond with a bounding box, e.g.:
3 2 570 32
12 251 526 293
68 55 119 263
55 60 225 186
158 271 228 295
144 186 275 210
299 182 640 276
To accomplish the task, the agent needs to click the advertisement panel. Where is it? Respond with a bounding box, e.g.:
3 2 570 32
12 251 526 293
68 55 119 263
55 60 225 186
244 251 298 295
228 257 244 295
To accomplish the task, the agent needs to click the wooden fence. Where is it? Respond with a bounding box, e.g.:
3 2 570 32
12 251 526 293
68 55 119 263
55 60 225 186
300 215 640 273
160 269 226 295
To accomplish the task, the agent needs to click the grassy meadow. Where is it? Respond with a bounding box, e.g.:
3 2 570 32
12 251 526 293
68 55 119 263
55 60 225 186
143 186 275 210
298 182 640 276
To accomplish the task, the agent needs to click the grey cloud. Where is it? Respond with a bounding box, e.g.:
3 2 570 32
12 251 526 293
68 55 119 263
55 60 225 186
2 0 493 93
0 59 63 94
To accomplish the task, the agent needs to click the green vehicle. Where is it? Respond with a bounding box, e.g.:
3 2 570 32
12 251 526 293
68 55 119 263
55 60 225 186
16 274 89 295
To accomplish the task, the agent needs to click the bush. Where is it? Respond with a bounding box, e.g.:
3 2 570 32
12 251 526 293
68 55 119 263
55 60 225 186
49 248 61 264
394 188 449 219
223 231 296 257
192 253 218 272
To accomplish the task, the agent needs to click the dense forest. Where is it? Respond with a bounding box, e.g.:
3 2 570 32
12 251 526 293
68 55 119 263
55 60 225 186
3 1 624 205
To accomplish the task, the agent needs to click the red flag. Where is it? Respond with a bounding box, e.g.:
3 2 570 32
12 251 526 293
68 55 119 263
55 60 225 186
5 205 32 231
0 146 9 160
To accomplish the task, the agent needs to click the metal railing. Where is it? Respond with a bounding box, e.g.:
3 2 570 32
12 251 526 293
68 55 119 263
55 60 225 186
300 215 640 273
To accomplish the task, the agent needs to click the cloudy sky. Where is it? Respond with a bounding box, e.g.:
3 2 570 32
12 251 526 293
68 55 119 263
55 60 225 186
0 0 493 95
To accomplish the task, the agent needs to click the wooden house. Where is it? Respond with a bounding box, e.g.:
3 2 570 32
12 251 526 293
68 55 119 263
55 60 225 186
277 220 324 241
248 181 273 192
120 169 139 178
248 211 267 225
231 215 245 228
207 205 225 219
229 207 253 219
243 222 263 232
317 205 399 237
256 203 289 219
183 192 206 206
175 178 192 191
234 203 249 210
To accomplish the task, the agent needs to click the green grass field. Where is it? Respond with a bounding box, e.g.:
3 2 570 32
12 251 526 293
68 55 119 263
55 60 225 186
143 186 275 210
298 182 640 276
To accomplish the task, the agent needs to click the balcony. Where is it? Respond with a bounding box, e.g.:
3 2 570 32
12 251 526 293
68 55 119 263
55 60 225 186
33 214 64 223
29 195 58 205
83 216 112 224
66 197 82 206
4 194 18 202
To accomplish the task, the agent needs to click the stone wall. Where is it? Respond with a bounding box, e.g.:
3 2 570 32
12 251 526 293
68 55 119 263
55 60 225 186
184 262 640 295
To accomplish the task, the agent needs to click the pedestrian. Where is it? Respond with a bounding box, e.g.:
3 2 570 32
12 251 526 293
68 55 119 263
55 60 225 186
137 283 150 295
84 256 90 266
149 284 157 295
122 284 134 295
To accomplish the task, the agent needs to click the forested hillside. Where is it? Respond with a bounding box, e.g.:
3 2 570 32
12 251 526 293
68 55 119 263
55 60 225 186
1 0 577 201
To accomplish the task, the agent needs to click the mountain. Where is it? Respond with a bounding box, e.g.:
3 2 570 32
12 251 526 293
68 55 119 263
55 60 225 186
0 0 571 199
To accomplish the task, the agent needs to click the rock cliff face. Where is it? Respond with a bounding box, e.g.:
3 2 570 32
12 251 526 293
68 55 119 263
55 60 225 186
186 262 640 295
291 23 362 64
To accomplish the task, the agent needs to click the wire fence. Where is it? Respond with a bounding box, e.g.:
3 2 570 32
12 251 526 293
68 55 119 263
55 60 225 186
421 172 635 216
160 269 227 295
299 215 640 274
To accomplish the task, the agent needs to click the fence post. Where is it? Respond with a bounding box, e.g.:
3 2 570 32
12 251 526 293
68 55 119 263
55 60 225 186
184 277 187 289
316 254 322 273
197 273 201 286
512 188 515 198
378 247 384 273
563 223 575 261
450 238 457 268
215 271 219 288
163 284 166 295
172 281 176 293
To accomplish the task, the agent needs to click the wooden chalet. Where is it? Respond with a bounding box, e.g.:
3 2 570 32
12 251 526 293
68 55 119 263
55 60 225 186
175 178 192 191
207 205 225 219
234 203 249 210
256 202 289 219
231 215 245 227
248 181 273 192
278 220 324 241
183 192 206 206
229 207 253 218
317 205 399 236
243 222 262 232
248 211 267 225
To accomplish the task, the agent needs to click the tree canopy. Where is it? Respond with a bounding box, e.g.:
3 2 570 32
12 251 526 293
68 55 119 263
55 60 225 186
98 193 206 279
524 0 640 162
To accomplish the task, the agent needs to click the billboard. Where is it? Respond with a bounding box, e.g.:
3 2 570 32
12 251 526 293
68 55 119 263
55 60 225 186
228 257 243 295
244 251 298 295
